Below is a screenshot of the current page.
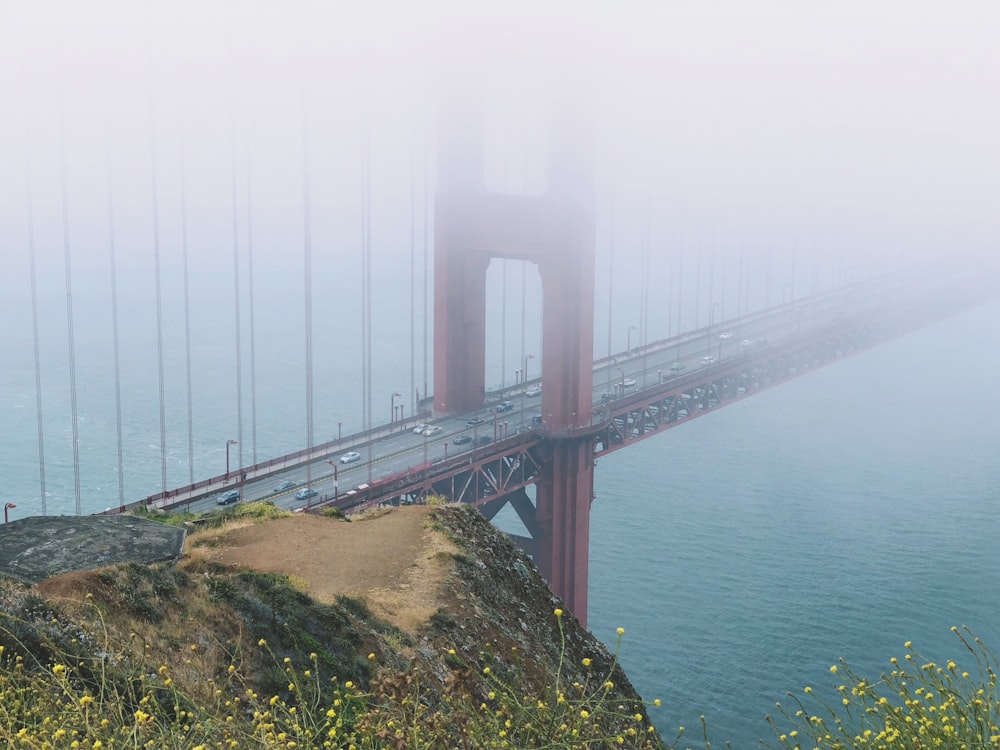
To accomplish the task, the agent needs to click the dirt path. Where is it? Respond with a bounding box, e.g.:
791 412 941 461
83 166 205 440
183 507 456 633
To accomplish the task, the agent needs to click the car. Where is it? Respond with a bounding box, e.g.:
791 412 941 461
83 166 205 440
295 487 318 500
739 338 753 348
622 377 637 388
452 435 472 445
412 423 430 434
495 401 515 413
670 361 685 371
525 385 542 397
600 392 615 403
718 330 734 340
531 414 543 426
474 435 492 446
216 489 240 505
465 416 486 426
422 425 442 436
700 356 717 366
273 479 297 492
339 451 361 464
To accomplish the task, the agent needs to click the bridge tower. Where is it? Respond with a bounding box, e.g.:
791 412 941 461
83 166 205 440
433 104 598 624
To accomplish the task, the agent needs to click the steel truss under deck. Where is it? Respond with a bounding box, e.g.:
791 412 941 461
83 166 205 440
316 270 998 566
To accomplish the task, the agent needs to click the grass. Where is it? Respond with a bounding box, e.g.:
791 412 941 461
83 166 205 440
3 575 998 750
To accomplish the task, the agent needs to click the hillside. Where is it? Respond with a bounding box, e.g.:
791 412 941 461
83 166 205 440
0 503 663 748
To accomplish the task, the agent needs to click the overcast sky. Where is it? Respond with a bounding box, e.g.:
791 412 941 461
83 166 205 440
2 0 998 263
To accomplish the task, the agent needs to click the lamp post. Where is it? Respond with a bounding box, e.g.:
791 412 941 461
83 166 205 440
391 392 402 423
658 368 663 384
617 367 625 397
4 502 15 524
627 325 637 355
325 459 339 502
337 421 342 441
490 407 498 440
515 369 522 385
225 439 237 479
524 354 534 384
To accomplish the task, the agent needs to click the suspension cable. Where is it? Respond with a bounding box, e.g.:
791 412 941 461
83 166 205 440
106 138 125 510
230 99 244 477
180 144 195 484
57 108 82 515
246 150 258 464
150 106 168 493
302 89 314 488
409 139 416 420
23 133 47 515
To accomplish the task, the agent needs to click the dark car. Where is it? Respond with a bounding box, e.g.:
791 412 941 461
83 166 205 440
495 401 515 413
274 479 297 492
465 416 486 426
452 435 472 445
295 488 318 501
216 489 240 505
474 435 492 446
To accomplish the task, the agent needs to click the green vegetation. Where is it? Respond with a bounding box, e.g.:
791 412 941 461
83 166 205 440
768 626 1000 750
3 505 997 749
0 602 661 749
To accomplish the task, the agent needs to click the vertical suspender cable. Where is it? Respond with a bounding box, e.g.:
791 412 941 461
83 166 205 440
150 110 168 493
246 151 258 464
105 144 125 510
421 124 428 412
694 241 702 330
675 219 684 360
605 186 614 392
364 128 374 467
230 118 244 477
367 134 373 434
640 204 649 369
501 260 507 390
360 128 369 430
24 144 47 514
58 111 82 515
409 142 416 419
302 88 314 488
180 145 195 484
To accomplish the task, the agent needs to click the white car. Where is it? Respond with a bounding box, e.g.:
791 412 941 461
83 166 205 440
412 424 430 435
739 338 753 348
339 451 361 464
422 425 442 436
700 355 717 367
718 330 734 340
622 377 637 388
525 385 542 397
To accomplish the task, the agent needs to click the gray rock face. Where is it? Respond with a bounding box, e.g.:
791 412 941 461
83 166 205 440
0 516 185 584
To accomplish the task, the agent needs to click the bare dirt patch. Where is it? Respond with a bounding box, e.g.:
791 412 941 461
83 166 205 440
183 506 457 634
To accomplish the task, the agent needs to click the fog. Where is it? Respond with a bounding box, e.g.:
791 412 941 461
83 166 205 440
0 0 998 508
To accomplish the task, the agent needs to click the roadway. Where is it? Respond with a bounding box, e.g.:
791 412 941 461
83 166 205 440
173 281 883 516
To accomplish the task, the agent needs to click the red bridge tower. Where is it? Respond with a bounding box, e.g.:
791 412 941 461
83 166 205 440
433 113 598 624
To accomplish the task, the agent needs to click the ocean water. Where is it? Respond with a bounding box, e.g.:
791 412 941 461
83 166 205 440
587 299 1000 747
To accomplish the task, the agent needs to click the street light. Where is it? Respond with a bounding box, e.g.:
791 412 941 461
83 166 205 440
524 354 535 384
391 392 402 423
617 367 625 397
4 503 15 524
225 439 237 478
627 325 637 355
325 459 339 502
337 421 342 441
657 368 663 384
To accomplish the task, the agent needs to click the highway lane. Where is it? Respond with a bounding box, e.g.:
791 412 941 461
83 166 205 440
182 282 889 514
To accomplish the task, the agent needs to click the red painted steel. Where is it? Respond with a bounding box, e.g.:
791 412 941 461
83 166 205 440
431 116 597 623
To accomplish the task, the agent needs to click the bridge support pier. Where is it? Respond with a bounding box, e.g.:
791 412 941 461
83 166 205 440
534 438 594 627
